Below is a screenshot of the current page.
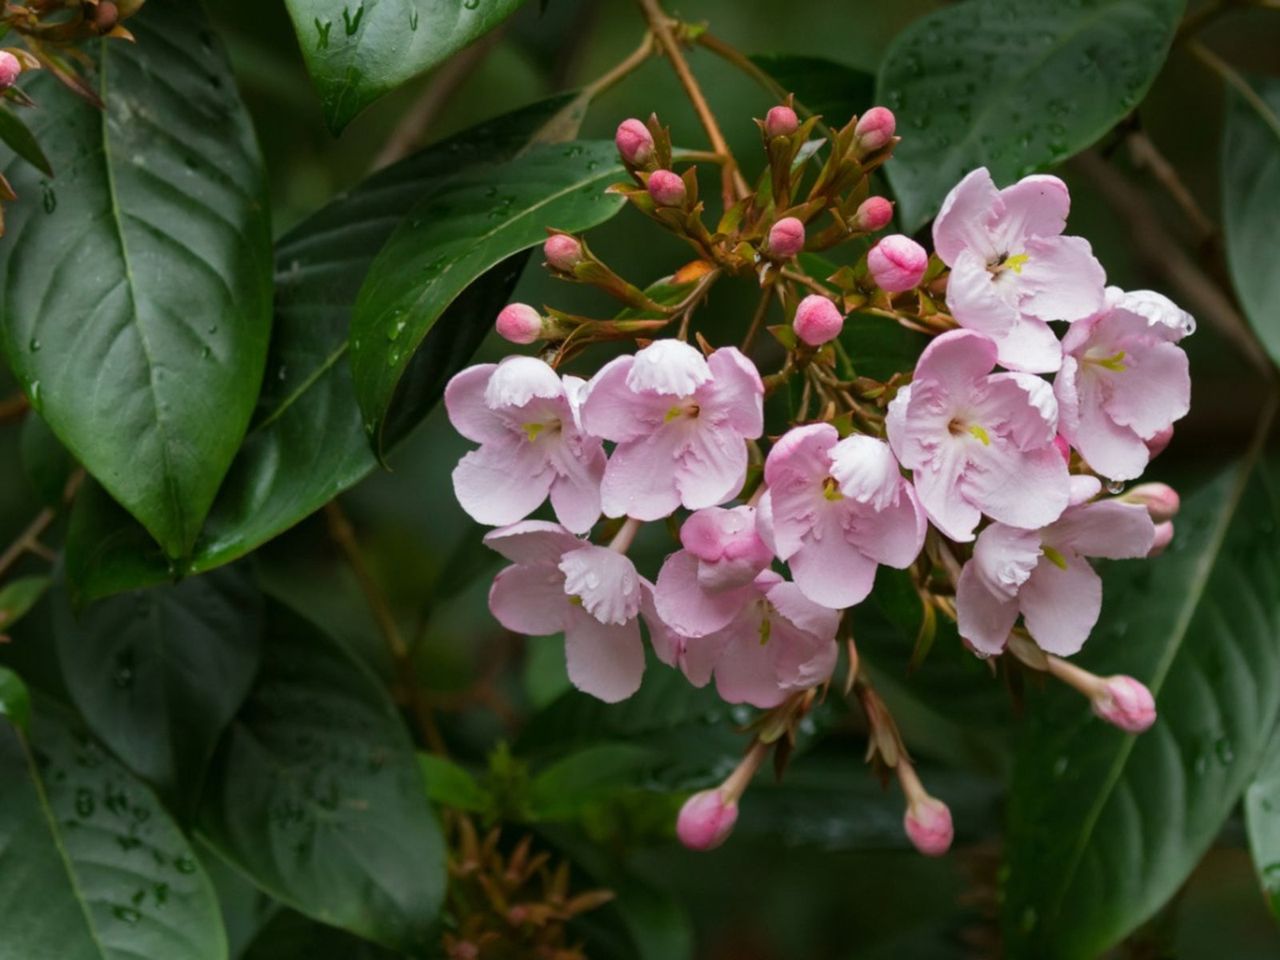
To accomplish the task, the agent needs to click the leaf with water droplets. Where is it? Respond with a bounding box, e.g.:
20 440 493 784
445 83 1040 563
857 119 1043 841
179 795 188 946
1246 721 1280 922
877 0 1184 230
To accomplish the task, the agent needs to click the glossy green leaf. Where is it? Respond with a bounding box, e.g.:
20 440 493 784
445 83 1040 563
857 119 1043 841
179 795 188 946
0 575 49 634
52 566 263 814
840 314 930 382
1222 73 1280 367
749 54 874 127
0 699 226 960
418 752 490 813
1246 722 1280 921
0 103 51 177
1003 427 1280 958
284 0 527 133
350 140 628 449
877 0 1184 230
0 664 29 730
20 411 73 507
198 602 445 952
0 0 273 557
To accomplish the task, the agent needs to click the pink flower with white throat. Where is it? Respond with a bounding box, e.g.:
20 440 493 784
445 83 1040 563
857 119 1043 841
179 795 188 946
485 521 653 702
446 358 606 534
933 167 1106 373
886 330 1070 542
956 476 1155 657
582 339 764 521
1056 287 1194 481
757 425 926 609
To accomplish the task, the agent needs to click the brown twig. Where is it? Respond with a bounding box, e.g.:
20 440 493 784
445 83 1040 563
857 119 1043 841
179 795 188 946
740 281 775 353
0 391 30 425
1124 130 1216 243
0 467 83 580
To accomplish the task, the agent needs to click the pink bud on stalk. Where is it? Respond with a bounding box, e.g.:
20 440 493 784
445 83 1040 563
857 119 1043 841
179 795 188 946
765 105 799 138
1146 425 1175 459
766 217 806 260
0 51 21 91
1149 521 1174 557
1092 675 1157 733
854 106 896 152
867 235 928 293
543 234 583 272
676 741 767 852
647 169 686 207
495 303 544 345
897 760 953 857
1121 483 1180 523
793 294 844 347
615 118 655 166
853 196 893 232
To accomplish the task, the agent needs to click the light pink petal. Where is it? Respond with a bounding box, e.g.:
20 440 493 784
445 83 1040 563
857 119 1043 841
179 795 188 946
845 485 927 569
764 423 838 489
680 506 771 589
789 512 878 609
640 581 681 668
990 316 1063 374
581 355 668 442
482 520 581 564
1051 501 1154 560
445 364 505 444
947 249 1019 338
963 443 1069 531
655 549 754 638
1101 341 1190 439
991 174 1069 248
755 490 779 556
913 329 999 395
489 564 571 635
973 372 1059 449
885 385 912 465
675 423 749 510
830 434 902 510
913 443 982 542
627 340 712 395
600 430 684 520
483 356 565 409
702 347 764 438
1111 289 1195 340
642 579 726 687
971 522 1042 599
1066 374 1150 480
1068 474 1103 506
1017 235 1105 324
765 580 841 641
769 616 839 694
1019 554 1102 656
454 440 553 527
563 611 645 703
955 560 1019 656
932 167 1001 265
559 545 641 625
548 440 605 534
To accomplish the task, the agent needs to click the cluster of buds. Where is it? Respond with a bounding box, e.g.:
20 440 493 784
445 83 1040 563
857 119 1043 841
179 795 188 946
443 98 1193 857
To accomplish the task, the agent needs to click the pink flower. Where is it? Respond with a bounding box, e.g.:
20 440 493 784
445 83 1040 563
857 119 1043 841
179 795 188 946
854 196 893 232
1120 482 1179 522
955 476 1154 656
445 358 606 534
757 425 925 609
647 169 686 206
854 106 896 151
765 105 799 138
1056 287 1193 481
1092 675 1156 732
582 340 764 521
676 789 739 850
0 52 20 91
904 795 953 857
867 235 927 293
933 167 1105 373
767 216 806 259
543 234 583 271
615 118 654 165
485 521 653 702
886 330 1070 542
793 295 844 346
494 303 543 345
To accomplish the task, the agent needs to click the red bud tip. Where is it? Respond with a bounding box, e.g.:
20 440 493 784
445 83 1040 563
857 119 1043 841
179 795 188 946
647 169 686 207
0 52 21 91
1121 482 1179 522
764 105 799 138
615 118 655 166
766 217 806 260
853 196 894 232
793 294 844 347
867 234 928 293
854 106 896 151
676 789 738 851
495 303 543 345
904 795 953 857
543 234 583 272
1092 675 1156 733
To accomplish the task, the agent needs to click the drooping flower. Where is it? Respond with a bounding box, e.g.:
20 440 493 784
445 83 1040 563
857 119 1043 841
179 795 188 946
955 477 1155 657
446 358 606 534
886 330 1070 542
933 167 1106 373
581 339 764 521
485 521 655 702
757 425 925 609
1055 287 1194 481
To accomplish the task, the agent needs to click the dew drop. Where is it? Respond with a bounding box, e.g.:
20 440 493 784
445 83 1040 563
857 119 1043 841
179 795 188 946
28 337 40 352
1105 479 1124 495
111 906 141 925
75 788 95 818
174 855 197 874
40 181 56 214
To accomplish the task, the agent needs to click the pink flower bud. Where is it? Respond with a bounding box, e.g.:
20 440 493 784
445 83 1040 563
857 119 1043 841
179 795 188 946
853 196 893 232
1149 520 1174 557
495 303 543 345
1092 675 1156 733
1146 425 1174 459
676 789 738 851
1053 434 1071 465
765 105 799 138
867 235 927 293
904 795 953 857
647 169 686 207
793 294 844 346
0 52 21 91
766 217 806 259
615 118 654 166
543 234 583 272
855 106 896 151
1122 482 1179 522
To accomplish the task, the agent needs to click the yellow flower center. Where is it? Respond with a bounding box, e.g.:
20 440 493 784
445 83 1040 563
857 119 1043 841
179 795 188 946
1042 546 1069 570
822 476 843 501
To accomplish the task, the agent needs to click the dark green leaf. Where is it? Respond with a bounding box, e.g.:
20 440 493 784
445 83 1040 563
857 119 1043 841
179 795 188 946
748 54 874 127
528 744 663 821
242 909 399 960
878 0 1184 230
350 140 628 449
0 664 28 730
0 575 49 635
199 601 445 952
0 103 51 176
0 699 226 960
840 314 930 382
19 411 73 507
1222 73 1280 367
418 752 490 813
1003 425 1280 958
0 0 273 557
201 841 280 960
283 0 527 133
1246 722 1280 921
53 565 263 814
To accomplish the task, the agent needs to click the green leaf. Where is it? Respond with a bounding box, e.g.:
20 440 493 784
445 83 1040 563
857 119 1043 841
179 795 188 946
242 909 399 960
0 699 226 960
1246 722 1280 921
1222 73 1280 367
1003 423 1280 958
840 314 930 382
0 664 29 730
0 575 49 634
877 0 1184 230
528 744 663 821
284 0 527 133
63 97 572 602
52 566 263 814
0 0 273 557
0 103 51 177
748 53 874 127
418 752 490 813
350 140 628 449
198 601 445 952
20 411 73 507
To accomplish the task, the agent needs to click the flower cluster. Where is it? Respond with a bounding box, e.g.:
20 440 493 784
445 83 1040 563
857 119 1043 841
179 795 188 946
443 103 1193 858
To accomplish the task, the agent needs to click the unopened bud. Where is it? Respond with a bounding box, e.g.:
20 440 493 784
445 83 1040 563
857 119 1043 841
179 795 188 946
854 106 896 152
793 294 844 347
1146 425 1174 459
765 105 799 138
615 118 654 166
495 303 543 345
904 795 953 857
853 196 893 232
1121 482 1179 522
1149 521 1174 557
766 217 805 259
867 235 927 293
647 169 686 207
0 52 21 91
94 1 119 30
1053 434 1071 465
676 789 738 851
543 234 583 272
1092 675 1156 733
